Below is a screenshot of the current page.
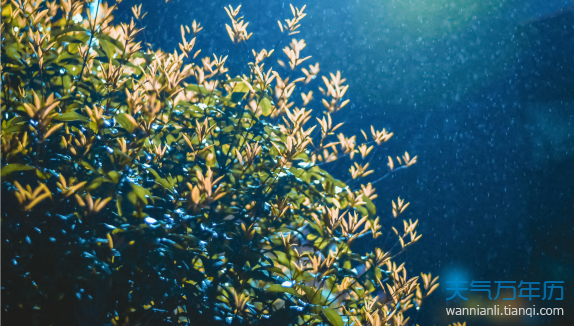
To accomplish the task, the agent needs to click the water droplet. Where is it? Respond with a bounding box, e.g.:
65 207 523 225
281 281 294 287
145 217 157 224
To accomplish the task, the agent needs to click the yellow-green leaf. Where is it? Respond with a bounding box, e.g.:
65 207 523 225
261 97 272 116
322 307 343 326
1 164 35 177
116 113 136 133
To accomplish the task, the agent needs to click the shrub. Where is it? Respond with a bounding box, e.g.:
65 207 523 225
1 1 438 325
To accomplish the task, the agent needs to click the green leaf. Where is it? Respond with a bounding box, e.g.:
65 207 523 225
363 195 376 215
80 160 96 172
36 169 50 180
107 170 120 183
114 58 139 69
52 25 88 37
166 134 177 146
264 266 287 277
58 57 82 65
266 284 298 296
54 111 89 122
2 42 22 62
96 33 125 51
2 3 12 16
222 125 234 133
230 91 247 104
307 233 318 241
55 35 84 44
85 177 104 191
129 183 152 205
316 237 329 250
116 113 136 133
62 75 72 90
343 260 351 270
308 219 324 237
185 83 209 95
355 205 368 217
230 82 250 103
321 307 343 326
205 148 217 167
273 250 292 267
260 97 273 116
147 168 174 192
300 285 324 305
233 81 250 93
1 164 35 177
116 195 123 216
99 38 116 59
226 76 243 83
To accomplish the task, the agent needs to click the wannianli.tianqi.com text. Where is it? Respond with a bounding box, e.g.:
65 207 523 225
446 305 564 317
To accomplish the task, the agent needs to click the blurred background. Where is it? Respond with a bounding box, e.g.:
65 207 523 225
114 0 574 324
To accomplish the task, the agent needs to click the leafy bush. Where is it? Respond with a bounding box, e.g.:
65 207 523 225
1 1 438 325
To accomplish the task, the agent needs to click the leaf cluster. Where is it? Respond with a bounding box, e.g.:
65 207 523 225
1 1 434 325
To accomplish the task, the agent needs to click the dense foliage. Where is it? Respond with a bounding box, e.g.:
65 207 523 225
1 1 438 325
